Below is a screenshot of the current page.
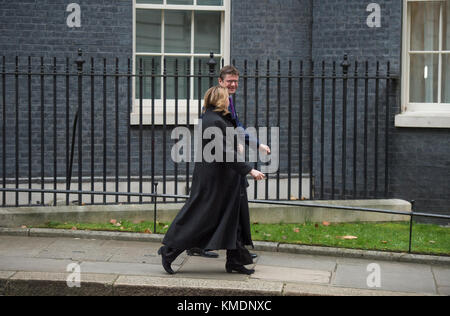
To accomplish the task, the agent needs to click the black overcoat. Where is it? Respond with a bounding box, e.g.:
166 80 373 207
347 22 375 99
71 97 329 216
162 106 253 251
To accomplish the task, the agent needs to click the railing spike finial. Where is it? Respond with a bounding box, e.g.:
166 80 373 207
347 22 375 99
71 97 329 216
75 48 85 73
341 54 350 75
207 51 217 88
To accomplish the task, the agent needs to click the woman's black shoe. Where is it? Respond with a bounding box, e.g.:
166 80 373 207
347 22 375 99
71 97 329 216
158 247 175 275
187 248 219 258
226 264 255 275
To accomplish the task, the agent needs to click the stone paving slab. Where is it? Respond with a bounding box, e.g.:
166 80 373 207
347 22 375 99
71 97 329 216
36 238 114 261
0 256 74 273
0 236 55 257
114 275 284 296
255 251 337 271
333 261 437 294
251 265 331 284
176 256 250 281
282 283 425 296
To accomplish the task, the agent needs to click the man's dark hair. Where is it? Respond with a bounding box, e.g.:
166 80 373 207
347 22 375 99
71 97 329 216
219 65 240 81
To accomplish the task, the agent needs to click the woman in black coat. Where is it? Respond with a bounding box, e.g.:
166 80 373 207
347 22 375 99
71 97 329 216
158 86 265 275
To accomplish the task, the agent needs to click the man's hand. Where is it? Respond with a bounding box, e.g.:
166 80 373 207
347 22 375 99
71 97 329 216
250 169 265 181
259 144 271 155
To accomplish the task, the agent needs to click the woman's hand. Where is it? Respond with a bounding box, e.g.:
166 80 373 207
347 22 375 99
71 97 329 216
250 169 265 181
259 144 271 155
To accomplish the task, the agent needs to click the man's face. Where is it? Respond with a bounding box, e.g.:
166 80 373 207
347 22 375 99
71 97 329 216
219 74 239 95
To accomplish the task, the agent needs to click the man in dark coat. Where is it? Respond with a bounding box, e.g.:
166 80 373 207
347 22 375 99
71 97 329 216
159 86 265 275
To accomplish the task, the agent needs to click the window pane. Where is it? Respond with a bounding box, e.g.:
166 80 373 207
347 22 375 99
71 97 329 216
410 2 440 51
136 56 161 100
409 54 439 103
164 57 189 100
167 0 193 4
165 11 191 53
194 57 221 99
443 54 450 103
194 11 221 54
444 0 450 50
197 0 223 5
136 10 161 53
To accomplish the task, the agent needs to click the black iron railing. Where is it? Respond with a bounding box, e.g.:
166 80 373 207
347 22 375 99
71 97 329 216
0 50 399 206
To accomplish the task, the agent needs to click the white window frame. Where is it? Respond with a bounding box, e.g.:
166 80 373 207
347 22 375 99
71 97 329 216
131 0 231 126
397 0 450 128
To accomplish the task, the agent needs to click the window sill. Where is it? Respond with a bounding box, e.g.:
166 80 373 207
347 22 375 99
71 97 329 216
395 111 450 129
130 99 201 126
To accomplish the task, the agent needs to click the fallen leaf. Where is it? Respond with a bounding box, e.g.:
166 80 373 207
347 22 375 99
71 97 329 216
110 219 117 225
322 221 331 226
293 227 300 233
144 229 152 234
21 225 27 229
263 233 272 237
315 224 319 228
336 235 358 240
381 240 388 244
429 240 436 244
290 196 299 201
71 226 77 231
163 225 169 229
115 222 122 227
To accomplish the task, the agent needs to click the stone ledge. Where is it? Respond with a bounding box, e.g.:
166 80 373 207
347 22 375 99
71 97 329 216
0 271 437 296
3 272 117 296
0 199 411 228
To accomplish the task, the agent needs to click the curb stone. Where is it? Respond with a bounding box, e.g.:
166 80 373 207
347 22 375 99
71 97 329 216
0 227 448 266
0 271 434 296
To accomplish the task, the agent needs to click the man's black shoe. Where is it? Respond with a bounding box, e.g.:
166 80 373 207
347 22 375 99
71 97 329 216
187 248 219 258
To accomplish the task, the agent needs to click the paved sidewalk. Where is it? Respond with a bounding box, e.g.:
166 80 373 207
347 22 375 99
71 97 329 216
0 234 448 296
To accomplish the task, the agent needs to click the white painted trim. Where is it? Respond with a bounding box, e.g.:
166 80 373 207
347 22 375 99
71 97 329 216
400 0 450 128
395 111 450 128
131 99 200 126
223 0 231 65
135 4 226 11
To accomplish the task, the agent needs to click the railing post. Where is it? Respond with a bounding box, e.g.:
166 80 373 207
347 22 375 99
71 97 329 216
68 49 85 205
153 182 159 234
409 200 415 253
341 54 350 199
207 52 216 88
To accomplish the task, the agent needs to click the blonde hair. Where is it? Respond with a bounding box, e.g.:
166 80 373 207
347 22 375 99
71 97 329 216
203 86 230 116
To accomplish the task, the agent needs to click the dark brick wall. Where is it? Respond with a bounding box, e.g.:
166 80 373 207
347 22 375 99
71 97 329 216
231 0 312 61
0 0 132 58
